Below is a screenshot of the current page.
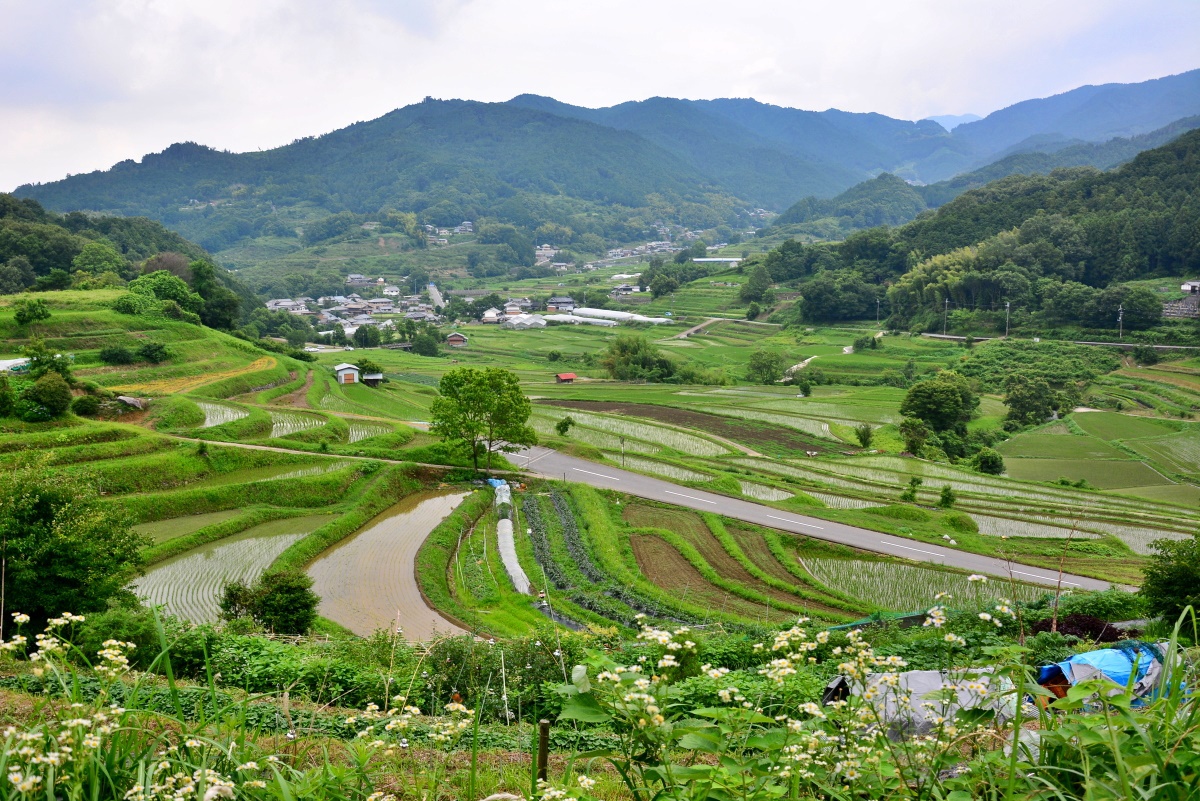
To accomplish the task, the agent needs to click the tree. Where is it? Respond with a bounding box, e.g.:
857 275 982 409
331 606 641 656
23 337 72 381
854 424 874 449
649 273 679 299
411 332 439 357
898 417 930 455
746 349 787 385
746 302 760 320
430 367 537 471
899 371 978 432
190 260 241 329
972 447 1005 475
357 358 382 375
22 372 73 418
71 241 125 276
1003 374 1056 426
899 476 922 501
284 327 308 348
128 270 203 313
220 570 319 635
739 263 772 304
0 256 35 294
0 460 147 635
0 375 15 418
600 335 675 382
555 416 575 436
938 485 956 508
1139 534 1200 623
353 325 381 348
13 297 50 327
136 342 169 363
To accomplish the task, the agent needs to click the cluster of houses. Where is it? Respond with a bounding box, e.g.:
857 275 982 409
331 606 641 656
423 221 474 246
265 289 441 336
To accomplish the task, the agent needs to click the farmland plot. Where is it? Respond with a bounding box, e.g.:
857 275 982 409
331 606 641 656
132 514 334 623
530 413 661 454
558 411 727 456
347 421 391 443
968 513 1100 540
307 491 468 639
739 481 793 501
803 558 1047 610
132 509 243 544
195 401 249 429
707 407 835 439
604 453 711 482
269 409 325 438
806 491 877 509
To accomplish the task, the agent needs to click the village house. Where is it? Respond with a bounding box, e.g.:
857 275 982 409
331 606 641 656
481 307 503 324
546 295 576 312
382 285 401 296
446 332 469 347
362 370 384 388
334 363 360 385
554 372 577 384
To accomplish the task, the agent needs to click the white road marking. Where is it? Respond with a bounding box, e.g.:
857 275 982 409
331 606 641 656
572 467 621 481
765 514 824 530
881 541 943 559
1012 570 1080 587
664 490 717 504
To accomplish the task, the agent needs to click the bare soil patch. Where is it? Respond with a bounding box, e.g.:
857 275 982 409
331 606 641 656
540 399 828 454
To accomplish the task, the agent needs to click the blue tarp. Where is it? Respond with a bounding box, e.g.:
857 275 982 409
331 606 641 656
486 478 508 488
1038 641 1164 703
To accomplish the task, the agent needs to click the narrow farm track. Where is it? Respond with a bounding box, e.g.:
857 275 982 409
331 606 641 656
510 446 1117 592
159 434 1118 590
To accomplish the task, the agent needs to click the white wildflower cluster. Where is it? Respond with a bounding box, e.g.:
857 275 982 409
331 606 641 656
429 701 474 747
123 766 235 801
757 621 826 685
3 703 129 793
635 624 696 678
923 605 948 628
94 640 137 679
833 630 906 683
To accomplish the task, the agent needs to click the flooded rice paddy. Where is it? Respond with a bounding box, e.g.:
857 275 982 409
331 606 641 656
132 514 335 623
133 509 243 544
307 491 468 639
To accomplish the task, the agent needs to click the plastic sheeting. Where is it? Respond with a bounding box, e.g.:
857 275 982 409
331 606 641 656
495 518 530 594
823 669 1014 737
1038 641 1165 703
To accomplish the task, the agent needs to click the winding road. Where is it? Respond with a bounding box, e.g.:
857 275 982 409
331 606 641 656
510 446 1114 592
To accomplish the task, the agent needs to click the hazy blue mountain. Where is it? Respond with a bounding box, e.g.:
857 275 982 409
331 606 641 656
951 68 1200 156
924 114 982 131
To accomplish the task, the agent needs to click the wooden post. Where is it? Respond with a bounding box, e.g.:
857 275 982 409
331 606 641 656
537 719 550 782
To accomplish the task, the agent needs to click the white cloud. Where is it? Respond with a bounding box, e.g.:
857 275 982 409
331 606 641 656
2 0 1198 189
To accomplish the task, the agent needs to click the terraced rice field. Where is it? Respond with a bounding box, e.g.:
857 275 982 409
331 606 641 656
996 429 1128 459
131 514 335 622
549 410 728 456
1128 430 1200 474
132 509 243 544
307 491 468 639
1002 458 1172 489
705 407 835 439
802 558 1047 610
967 513 1100 540
603 453 711 481
112 357 277 394
269 409 325 438
806 491 877 509
195 401 249 429
739 481 793 501
1072 411 1177 441
530 413 661 454
347 420 392 443
182 461 349 489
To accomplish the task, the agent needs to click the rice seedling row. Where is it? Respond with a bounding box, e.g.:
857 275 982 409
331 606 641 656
802 558 1047 610
739 481 793 501
561 410 728 455
806 491 878 509
347 421 392 443
195 400 249 429
604 453 711 482
269 409 325 438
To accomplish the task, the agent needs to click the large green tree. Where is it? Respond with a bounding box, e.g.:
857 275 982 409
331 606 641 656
0 460 148 635
739 263 772 304
1139 534 1200 623
899 371 978 432
1003 374 1057 425
746 349 787 385
430 367 537 471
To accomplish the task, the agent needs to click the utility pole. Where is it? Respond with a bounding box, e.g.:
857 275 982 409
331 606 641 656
1118 304 1124 340
1005 301 1011 338
876 298 880 326
943 298 949 336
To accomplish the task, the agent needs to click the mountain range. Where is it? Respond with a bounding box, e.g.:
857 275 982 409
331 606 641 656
14 68 1200 257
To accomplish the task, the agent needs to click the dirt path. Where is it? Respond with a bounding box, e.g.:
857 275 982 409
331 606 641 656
675 318 720 339
286 370 315 408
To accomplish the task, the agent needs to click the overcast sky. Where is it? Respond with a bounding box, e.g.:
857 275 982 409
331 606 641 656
2 0 1198 190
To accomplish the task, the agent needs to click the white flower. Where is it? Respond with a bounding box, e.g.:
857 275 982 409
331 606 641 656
577 775 596 790
10 613 29 625
967 574 987 583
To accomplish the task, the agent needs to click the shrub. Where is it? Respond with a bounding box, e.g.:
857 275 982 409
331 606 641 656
555 416 575 436
0 374 14 418
937 484 956 508
854 423 874 448
98 345 136 364
220 570 320 635
111 292 157 315
972 447 1005 475
71 394 101 416
942 511 978 534
136 342 169 363
22 371 73 418
865 504 930 522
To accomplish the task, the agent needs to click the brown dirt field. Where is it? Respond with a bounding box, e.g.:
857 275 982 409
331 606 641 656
630 532 794 623
284 369 315 408
625 504 816 612
726 525 855 617
539 399 828 453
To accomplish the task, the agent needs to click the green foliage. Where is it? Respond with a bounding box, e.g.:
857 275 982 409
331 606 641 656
942 511 978 533
745 349 786 385
899 476 923 501
111 291 158 315
22 371 73 418
220 570 320 635
70 394 101 416
555 416 575 437
972 446 1006 475
98 345 135 364
937 484 957 508
854 423 874 448
1140 533 1200 621
0 459 148 633
900 370 978 431
12 296 50 326
430 367 537 471
738 263 772 303
0 375 14 418
411 331 439 357
136 341 170 363
128 269 203 312
961 340 1120 391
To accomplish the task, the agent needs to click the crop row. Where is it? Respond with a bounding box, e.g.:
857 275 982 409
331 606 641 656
195 400 249 429
562 410 728 456
549 489 605 582
803 557 1047 611
269 410 325 438
604 453 711 481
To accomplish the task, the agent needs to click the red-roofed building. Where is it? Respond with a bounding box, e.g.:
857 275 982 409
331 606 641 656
554 373 577 383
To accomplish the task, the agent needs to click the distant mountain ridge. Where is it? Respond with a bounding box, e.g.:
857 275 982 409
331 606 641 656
13 68 1200 258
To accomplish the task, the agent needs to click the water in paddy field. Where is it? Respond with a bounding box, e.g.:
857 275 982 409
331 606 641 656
131 515 336 623
306 491 469 640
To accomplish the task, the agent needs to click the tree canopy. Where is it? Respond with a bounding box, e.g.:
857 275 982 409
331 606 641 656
430 367 537 471
899 371 978 432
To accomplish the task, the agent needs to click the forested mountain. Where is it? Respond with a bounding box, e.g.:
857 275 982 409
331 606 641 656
13 69 1200 274
0 193 258 322
770 115 1200 239
762 129 1200 333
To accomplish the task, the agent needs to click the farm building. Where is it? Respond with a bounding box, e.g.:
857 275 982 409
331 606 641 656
502 313 547 330
481 307 503 324
547 295 576 311
555 373 577 383
544 314 618 327
334 363 360 385
446 332 469 347
362 372 383 388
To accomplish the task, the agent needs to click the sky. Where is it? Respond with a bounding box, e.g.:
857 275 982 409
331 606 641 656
2 0 1198 190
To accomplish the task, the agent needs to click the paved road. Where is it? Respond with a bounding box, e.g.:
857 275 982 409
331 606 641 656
510 446 1114 592
427 283 445 309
